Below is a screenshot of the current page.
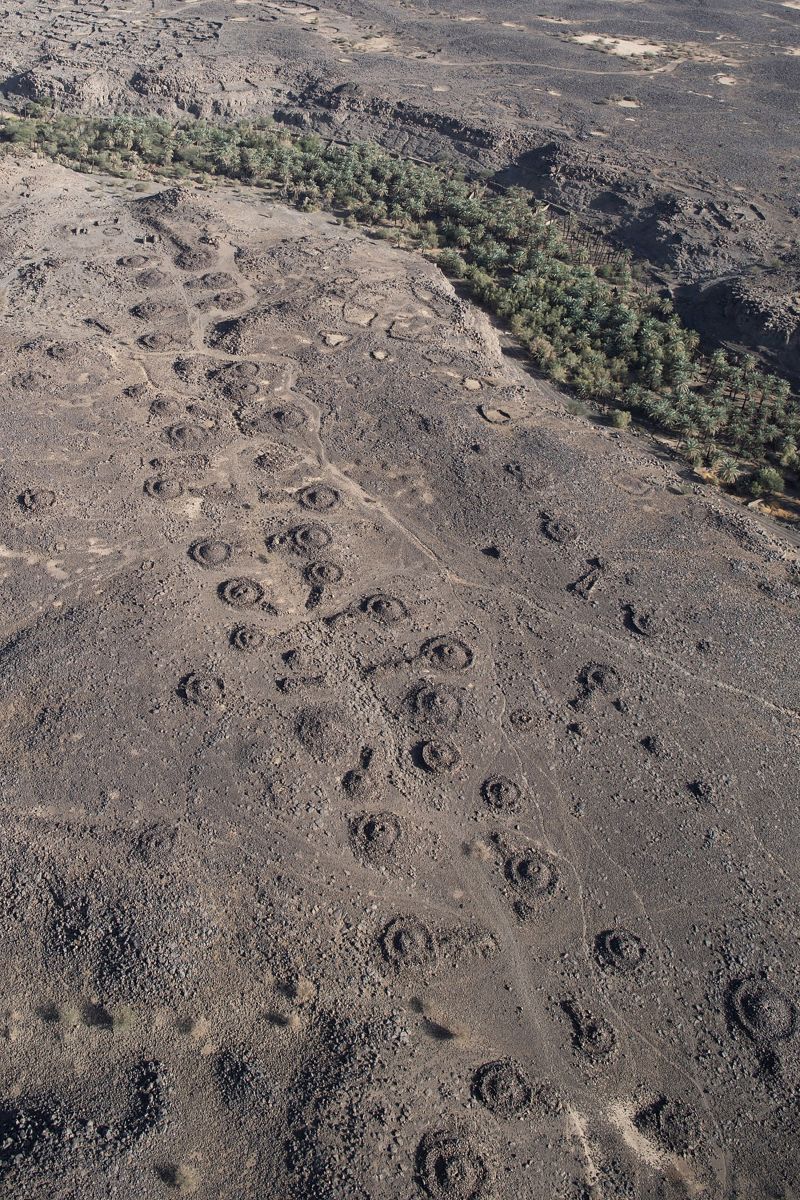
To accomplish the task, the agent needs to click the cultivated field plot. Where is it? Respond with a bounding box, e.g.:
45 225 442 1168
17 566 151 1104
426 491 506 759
0 156 798 1198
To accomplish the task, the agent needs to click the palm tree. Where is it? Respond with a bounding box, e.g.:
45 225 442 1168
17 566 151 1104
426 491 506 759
683 438 704 470
712 455 740 486
706 349 728 383
779 437 798 469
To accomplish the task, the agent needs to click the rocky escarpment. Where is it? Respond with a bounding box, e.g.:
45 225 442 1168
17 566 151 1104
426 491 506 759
677 273 800 378
275 78 531 165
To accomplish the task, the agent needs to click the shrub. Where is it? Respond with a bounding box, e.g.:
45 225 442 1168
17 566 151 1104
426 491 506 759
748 467 784 498
437 247 466 278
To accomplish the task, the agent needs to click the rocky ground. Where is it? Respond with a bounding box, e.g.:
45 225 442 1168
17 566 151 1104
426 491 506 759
1 0 799 375
0 154 798 1198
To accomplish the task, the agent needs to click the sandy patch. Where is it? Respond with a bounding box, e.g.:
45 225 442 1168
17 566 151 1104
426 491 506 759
715 73 736 85
342 302 377 326
352 34 392 51
282 1 318 10
572 33 740 65
259 2 408 54
607 1101 705 1197
261 0 318 10
572 32 665 57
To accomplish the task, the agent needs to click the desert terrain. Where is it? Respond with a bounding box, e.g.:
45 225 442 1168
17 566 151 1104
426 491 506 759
1 0 799 372
0 3 798 1199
